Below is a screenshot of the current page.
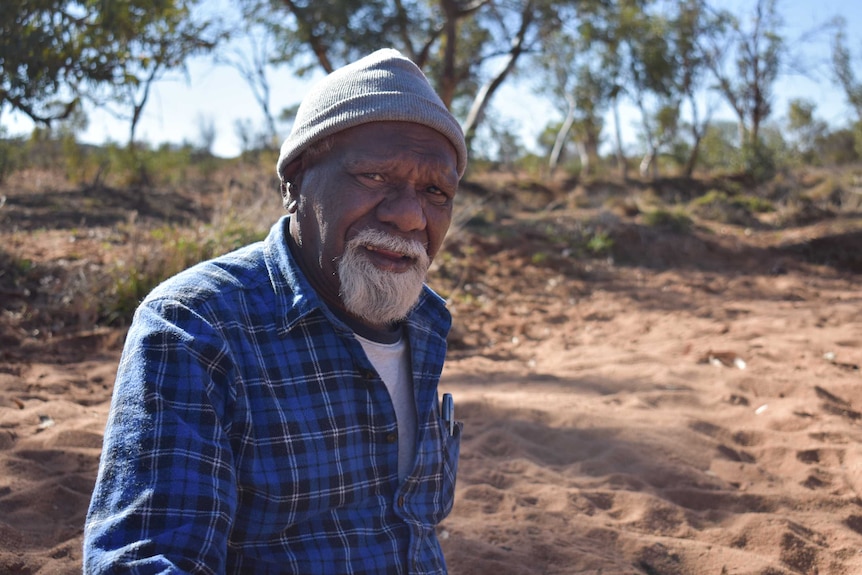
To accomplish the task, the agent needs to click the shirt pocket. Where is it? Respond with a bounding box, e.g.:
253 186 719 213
408 414 462 526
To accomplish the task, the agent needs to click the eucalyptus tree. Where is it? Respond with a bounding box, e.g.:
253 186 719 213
215 18 281 149
104 1 222 147
672 0 719 176
1 0 117 125
574 0 654 179
1 0 221 145
833 23 862 121
242 0 570 155
701 0 782 154
831 20 862 156
785 98 826 165
619 4 679 178
539 27 611 175
242 0 485 106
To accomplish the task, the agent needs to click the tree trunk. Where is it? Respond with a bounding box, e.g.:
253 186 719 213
639 150 654 179
612 97 627 179
549 94 576 172
683 130 703 177
462 1 534 150
576 140 590 175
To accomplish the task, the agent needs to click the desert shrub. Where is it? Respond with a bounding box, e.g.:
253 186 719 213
734 195 774 213
586 230 614 255
101 217 268 325
642 208 692 233
814 128 859 165
0 136 24 184
735 140 778 183
774 195 834 227
690 190 772 226
805 176 848 208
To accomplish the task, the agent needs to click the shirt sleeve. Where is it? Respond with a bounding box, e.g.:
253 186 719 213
84 298 237 574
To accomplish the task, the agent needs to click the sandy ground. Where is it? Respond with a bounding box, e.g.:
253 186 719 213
1 172 861 574
437 261 862 575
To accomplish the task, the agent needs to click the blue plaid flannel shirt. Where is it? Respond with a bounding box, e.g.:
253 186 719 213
84 216 461 574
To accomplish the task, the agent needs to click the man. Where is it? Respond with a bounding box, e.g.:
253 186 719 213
84 48 467 574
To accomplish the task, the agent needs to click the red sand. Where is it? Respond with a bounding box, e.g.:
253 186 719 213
1 171 861 574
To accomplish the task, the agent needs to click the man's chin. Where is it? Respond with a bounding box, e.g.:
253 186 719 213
338 235 429 326
341 271 425 326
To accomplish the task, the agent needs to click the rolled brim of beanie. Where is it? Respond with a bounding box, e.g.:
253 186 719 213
276 49 468 181
277 93 467 179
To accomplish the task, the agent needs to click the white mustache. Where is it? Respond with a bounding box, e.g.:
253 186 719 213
348 229 429 265
337 229 430 325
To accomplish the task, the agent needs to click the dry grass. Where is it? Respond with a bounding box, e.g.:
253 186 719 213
2 162 861 340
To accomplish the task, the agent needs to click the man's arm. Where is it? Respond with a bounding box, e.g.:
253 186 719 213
84 300 237 574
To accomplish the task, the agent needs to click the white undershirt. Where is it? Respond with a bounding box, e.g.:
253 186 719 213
355 334 417 480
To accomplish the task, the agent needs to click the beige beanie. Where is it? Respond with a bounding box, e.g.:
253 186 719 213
276 48 468 181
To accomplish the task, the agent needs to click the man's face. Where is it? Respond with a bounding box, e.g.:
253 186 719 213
286 121 460 329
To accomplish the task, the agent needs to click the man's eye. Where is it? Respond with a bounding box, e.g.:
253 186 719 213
426 186 451 203
362 173 385 182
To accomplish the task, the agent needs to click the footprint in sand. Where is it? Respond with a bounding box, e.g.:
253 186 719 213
779 525 826 575
795 447 845 466
0 429 16 450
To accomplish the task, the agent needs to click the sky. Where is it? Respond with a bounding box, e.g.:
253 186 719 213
2 0 861 159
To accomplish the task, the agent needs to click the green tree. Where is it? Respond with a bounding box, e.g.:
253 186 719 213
105 2 222 147
243 0 572 154
216 21 281 148
575 0 655 179
1 0 107 124
702 0 782 158
673 0 720 176
1 0 220 138
539 24 611 175
620 4 678 179
785 98 826 165
831 19 862 157
832 19 862 121
242 0 481 103
697 120 737 172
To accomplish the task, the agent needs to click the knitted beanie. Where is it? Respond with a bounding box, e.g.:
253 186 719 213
276 48 468 181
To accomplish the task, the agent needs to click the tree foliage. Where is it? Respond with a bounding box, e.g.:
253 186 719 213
1 0 219 135
832 20 862 122
102 1 221 146
241 0 580 153
537 1 623 174
4 0 861 176
2 0 113 124
703 0 781 149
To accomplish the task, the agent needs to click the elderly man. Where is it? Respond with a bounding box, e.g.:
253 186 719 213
84 48 466 574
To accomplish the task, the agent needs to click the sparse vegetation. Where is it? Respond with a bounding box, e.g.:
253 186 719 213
690 189 774 226
642 207 693 233
1 139 862 339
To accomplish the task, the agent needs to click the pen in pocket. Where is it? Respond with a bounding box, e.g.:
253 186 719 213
441 393 454 437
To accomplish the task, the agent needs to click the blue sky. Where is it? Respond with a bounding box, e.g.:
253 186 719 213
2 0 861 158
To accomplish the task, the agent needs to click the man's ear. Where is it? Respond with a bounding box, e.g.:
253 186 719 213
281 158 302 191
281 159 303 212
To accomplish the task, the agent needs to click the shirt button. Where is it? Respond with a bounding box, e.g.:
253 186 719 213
360 368 376 380
398 496 405 507
386 432 398 444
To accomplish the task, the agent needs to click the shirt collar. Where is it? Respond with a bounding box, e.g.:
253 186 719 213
263 215 452 340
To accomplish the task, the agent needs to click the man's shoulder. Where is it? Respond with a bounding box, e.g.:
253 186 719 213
145 241 270 310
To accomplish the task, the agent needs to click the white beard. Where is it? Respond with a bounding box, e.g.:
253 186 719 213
337 229 430 325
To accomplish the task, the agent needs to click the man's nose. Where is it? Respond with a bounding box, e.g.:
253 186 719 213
377 186 426 232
